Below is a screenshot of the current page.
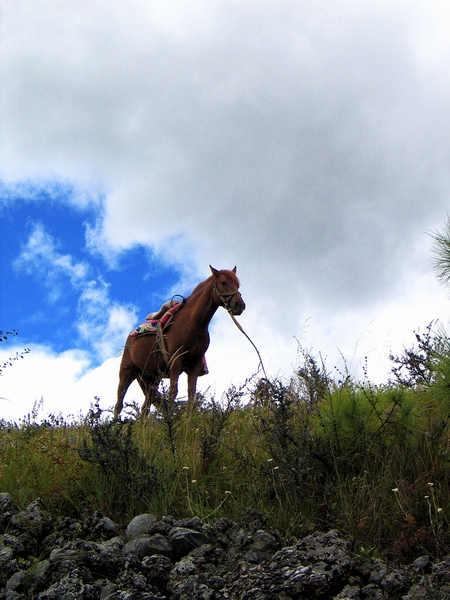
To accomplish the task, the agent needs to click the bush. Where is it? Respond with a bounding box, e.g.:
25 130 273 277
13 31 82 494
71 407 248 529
1 344 450 559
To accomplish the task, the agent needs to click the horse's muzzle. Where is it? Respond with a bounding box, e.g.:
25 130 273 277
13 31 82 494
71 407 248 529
230 293 245 316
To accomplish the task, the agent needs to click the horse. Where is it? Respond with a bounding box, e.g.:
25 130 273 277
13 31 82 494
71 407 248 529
114 266 245 418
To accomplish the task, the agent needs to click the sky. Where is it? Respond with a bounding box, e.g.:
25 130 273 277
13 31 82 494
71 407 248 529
1 0 450 422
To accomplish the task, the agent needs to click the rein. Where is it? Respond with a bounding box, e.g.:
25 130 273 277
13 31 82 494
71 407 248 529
226 309 268 380
157 281 267 381
213 282 268 380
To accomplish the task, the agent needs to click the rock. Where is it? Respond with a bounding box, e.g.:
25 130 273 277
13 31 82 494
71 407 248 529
9 500 50 538
0 493 18 529
5 571 25 592
168 527 212 561
431 556 450 584
141 554 173 586
1 535 25 556
220 528 355 599
126 514 157 539
368 566 386 584
359 582 383 599
0 543 18 584
124 533 172 559
413 554 430 571
0 544 14 564
36 567 95 599
380 568 410 596
93 516 118 538
167 559 211 600
105 592 165 600
333 584 361 598
1 498 450 599
4 591 26 600
244 529 281 563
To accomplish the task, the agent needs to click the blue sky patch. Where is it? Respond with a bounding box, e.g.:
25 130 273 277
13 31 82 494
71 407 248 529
0 181 180 362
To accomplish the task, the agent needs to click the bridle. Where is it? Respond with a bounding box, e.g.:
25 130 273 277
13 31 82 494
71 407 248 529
213 281 243 313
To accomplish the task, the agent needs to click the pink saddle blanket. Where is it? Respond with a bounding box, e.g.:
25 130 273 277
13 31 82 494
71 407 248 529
129 301 208 376
130 302 183 337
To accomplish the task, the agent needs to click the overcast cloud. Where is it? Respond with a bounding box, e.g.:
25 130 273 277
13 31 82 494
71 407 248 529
1 0 450 418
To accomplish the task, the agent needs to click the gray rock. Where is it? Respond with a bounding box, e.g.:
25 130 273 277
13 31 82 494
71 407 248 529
413 554 430 571
0 544 14 564
221 528 354 599
36 568 95 599
126 513 157 539
141 553 173 585
9 499 50 538
168 526 212 560
0 544 18 582
106 593 165 600
430 556 450 587
244 529 281 563
173 516 204 530
0 493 19 527
99 580 118 598
167 559 213 600
381 568 410 596
360 582 384 599
1 534 25 555
5 570 25 591
368 568 386 584
4 591 26 600
124 533 172 559
333 584 361 598
94 516 118 537
2 498 450 600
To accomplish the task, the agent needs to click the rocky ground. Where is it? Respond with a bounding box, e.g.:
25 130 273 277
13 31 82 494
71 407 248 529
1 493 450 599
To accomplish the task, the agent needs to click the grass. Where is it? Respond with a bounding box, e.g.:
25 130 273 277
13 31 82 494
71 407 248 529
2 333 450 562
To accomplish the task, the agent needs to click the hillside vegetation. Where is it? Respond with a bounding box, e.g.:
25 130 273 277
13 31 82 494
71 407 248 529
1 326 450 562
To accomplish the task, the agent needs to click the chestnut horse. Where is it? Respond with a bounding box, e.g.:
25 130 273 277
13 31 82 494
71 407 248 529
114 266 245 418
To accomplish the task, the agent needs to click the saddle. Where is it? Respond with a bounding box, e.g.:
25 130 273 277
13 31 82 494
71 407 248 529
129 301 184 338
129 300 208 376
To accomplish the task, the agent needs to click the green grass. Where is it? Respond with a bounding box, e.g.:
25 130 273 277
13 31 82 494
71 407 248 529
2 336 450 562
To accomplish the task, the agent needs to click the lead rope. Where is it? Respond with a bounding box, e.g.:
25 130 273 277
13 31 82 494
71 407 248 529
213 282 269 380
226 309 268 380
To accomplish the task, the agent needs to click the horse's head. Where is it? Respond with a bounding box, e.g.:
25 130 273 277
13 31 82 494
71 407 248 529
210 266 246 316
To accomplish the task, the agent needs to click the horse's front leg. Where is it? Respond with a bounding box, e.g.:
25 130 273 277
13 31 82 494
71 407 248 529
168 360 184 403
169 374 180 403
187 361 204 403
139 375 160 418
187 373 198 403
115 364 137 419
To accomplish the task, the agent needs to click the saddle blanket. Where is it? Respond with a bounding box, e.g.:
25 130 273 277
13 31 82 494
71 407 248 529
130 302 183 337
129 301 209 376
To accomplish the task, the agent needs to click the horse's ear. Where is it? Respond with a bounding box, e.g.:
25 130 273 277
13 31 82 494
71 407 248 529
210 265 219 277
232 266 237 273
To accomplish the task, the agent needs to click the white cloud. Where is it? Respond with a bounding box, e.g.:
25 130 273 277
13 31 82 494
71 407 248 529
0 344 94 422
2 0 450 418
77 279 138 362
14 222 90 289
